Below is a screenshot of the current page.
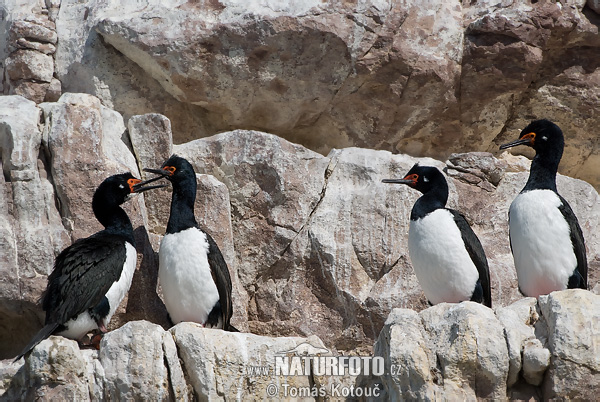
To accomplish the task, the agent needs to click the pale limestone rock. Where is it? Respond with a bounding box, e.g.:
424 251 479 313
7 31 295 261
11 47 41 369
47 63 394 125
522 340 550 386
16 37 57 54
99 321 189 401
1 290 600 399
128 113 173 235
539 290 600 399
10 81 51 104
495 297 541 387
28 0 598 190
41 93 142 239
170 322 325 400
372 309 434 400
0 95 69 358
22 336 94 400
421 302 509 399
159 130 600 353
372 302 509 400
175 131 329 334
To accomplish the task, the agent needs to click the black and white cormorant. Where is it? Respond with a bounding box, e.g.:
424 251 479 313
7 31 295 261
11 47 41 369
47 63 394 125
383 164 492 307
144 155 236 331
14 173 164 361
500 119 587 297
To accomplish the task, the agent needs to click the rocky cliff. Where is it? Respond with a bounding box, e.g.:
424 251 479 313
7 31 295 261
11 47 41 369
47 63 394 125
2 0 600 189
0 93 599 399
1 0 600 399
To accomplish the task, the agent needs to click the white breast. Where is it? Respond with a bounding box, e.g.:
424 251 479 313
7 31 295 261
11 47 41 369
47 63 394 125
159 228 220 325
509 189 577 297
58 242 137 339
408 209 480 305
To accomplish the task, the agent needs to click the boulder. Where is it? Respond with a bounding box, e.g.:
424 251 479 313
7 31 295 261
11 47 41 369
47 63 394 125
2 291 600 399
539 290 600 399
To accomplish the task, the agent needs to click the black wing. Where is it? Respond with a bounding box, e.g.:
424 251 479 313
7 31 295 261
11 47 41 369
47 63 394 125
204 231 235 331
15 233 128 361
448 209 492 308
557 195 587 289
43 233 129 325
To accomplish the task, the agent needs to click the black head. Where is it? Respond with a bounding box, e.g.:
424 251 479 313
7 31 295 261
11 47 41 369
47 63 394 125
143 154 196 185
382 164 446 195
92 172 165 207
499 119 564 155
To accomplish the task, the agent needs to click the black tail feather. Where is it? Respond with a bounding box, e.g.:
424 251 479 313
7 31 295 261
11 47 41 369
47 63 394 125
13 322 59 362
227 324 240 332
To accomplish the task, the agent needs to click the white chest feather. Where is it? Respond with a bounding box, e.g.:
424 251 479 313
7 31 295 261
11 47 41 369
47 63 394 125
159 228 220 325
408 209 479 305
509 190 577 297
58 242 137 339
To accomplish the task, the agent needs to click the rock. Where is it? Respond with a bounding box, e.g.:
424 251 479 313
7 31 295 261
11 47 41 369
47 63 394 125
5 49 54 82
17 0 594 189
372 309 433 400
1 291 599 399
0 95 70 359
175 130 330 337
495 297 542 387
99 321 189 401
368 292 599 400
44 77 61 102
170 322 326 400
21 336 94 400
522 340 550 386
1 97 599 362
370 302 509 400
421 303 509 399
9 18 57 45
10 81 51 104
128 113 173 235
539 290 600 399
16 37 56 54
3 12 58 103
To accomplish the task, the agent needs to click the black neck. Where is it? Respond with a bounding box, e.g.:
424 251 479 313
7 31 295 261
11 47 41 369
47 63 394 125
410 183 448 220
92 201 135 245
166 177 198 234
522 150 560 193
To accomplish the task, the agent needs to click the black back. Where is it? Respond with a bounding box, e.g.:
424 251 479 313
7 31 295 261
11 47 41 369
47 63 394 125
205 232 234 330
558 195 588 289
43 233 129 325
449 209 492 307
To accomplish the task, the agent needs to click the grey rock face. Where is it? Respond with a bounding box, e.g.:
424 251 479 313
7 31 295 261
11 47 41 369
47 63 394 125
368 290 600 400
3 292 599 400
5 1 598 187
1 99 599 362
